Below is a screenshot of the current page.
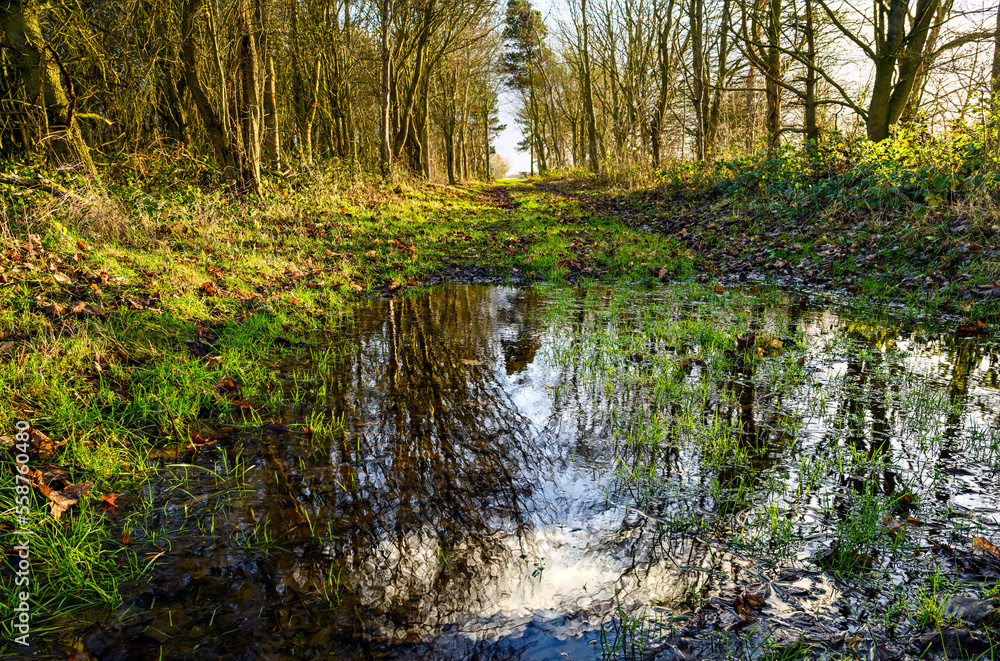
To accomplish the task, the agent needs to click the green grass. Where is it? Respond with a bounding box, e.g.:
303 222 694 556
0 171 691 637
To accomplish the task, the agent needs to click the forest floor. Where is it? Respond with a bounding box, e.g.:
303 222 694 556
534 173 1000 318
1 171 998 649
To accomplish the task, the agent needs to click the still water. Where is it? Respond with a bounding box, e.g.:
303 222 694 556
75 284 1000 660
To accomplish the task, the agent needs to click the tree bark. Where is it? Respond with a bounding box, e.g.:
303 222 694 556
0 0 96 176
992 0 1000 101
866 0 939 141
380 0 392 178
264 55 280 168
803 0 819 148
181 0 238 181
237 0 262 194
582 0 600 173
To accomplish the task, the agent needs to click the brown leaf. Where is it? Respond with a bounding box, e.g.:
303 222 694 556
76 238 90 252
745 594 766 608
200 281 216 296
98 492 120 510
957 320 988 337
189 432 216 449
231 397 255 410
52 271 71 285
120 531 131 545
41 302 66 316
46 481 92 520
8 428 67 459
262 423 290 433
215 377 239 395
736 333 757 351
99 271 108 286
713 284 724 294
973 536 1000 558
882 514 905 539
69 300 87 314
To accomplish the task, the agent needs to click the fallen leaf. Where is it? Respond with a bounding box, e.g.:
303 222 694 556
262 423 290 433
461 359 483 366
1 428 67 459
736 333 757 351
46 481 92 520
973 536 1000 558
957 319 988 337
883 514 905 539
52 272 71 285
200 281 216 296
215 376 239 395
40 302 66 316
189 432 216 450
76 238 90 252
714 284 724 294
98 492 121 510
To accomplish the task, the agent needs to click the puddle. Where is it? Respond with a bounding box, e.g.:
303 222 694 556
61 284 1000 659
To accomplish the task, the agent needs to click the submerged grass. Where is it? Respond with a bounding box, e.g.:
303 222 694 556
541 282 1000 657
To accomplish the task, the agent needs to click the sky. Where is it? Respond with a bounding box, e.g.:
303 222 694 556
495 92 531 176
492 0 561 177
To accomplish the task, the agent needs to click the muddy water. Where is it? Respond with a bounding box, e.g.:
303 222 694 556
77 285 1000 660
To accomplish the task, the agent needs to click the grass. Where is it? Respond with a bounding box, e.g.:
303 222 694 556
4 153 1000 657
0 164 693 640
537 279 1000 657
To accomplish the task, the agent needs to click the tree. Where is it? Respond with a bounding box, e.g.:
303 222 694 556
0 0 96 176
503 0 549 173
582 0 600 172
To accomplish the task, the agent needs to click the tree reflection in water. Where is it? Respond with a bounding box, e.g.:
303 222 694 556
82 285 1000 661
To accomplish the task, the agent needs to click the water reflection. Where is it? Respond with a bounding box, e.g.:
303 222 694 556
66 284 1000 660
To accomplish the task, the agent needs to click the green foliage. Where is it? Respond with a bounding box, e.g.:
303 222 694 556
653 120 1000 214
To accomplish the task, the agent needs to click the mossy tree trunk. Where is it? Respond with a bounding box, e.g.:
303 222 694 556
1 0 96 176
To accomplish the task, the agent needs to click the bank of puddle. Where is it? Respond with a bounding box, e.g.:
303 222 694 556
68 284 1000 659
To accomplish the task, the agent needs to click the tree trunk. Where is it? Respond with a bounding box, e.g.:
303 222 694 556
380 0 392 178
691 0 709 160
181 0 237 181
237 0 261 194
0 0 96 176
804 0 819 149
651 0 675 166
707 0 731 159
992 0 1000 101
866 0 939 141
765 0 782 150
264 55 280 168
582 0 600 173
